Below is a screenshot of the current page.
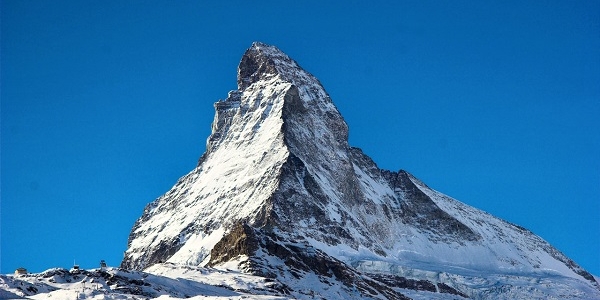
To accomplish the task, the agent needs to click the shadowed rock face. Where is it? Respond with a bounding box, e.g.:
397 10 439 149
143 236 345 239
207 222 412 300
207 223 258 267
122 42 600 299
390 170 481 242
237 43 279 90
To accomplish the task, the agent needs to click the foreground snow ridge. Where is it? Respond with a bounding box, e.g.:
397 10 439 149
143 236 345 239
0 265 290 299
1 263 598 299
4 42 596 299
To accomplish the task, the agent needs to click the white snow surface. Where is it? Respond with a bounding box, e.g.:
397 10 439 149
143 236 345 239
2 264 598 300
125 75 292 268
119 42 600 299
0 266 288 299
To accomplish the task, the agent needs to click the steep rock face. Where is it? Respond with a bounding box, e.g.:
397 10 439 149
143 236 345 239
122 42 599 298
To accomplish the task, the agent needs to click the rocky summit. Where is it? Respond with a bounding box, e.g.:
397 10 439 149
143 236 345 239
116 42 599 299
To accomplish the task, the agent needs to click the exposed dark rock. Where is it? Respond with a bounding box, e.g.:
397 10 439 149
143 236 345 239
438 282 469 298
368 273 469 298
238 42 279 90
389 170 481 242
207 223 259 267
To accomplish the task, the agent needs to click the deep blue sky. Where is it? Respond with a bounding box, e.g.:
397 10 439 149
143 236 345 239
2 1 599 275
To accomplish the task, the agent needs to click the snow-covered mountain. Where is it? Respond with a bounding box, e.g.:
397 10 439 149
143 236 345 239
7 42 595 299
118 42 599 299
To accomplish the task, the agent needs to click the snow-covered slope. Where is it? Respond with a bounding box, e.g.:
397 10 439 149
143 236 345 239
118 42 599 299
0 266 289 299
3 264 598 300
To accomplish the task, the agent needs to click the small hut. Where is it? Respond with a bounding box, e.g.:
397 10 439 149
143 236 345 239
14 267 27 276
100 260 107 269
70 264 81 274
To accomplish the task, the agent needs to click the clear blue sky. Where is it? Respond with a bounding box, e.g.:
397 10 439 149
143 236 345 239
2 1 599 275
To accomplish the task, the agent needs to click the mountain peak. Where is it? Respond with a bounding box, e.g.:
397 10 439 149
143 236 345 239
237 42 288 90
237 42 322 93
121 43 600 299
